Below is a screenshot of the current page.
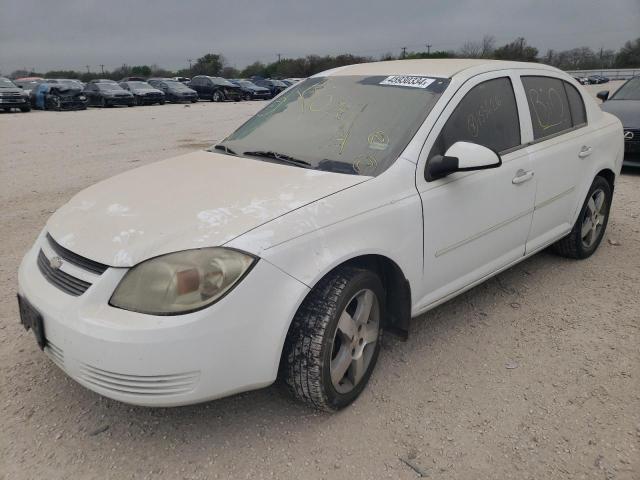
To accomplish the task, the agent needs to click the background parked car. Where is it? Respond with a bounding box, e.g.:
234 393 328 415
230 79 271 100
89 79 120 85
119 81 165 105
119 77 146 82
147 78 198 103
598 76 640 167
0 77 31 112
173 76 191 84
188 76 242 102
31 81 88 111
83 82 134 107
588 75 610 84
250 77 288 98
13 77 44 96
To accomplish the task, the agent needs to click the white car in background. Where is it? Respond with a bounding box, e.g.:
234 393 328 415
18 59 623 411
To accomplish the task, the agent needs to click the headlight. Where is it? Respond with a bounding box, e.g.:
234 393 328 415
110 248 256 315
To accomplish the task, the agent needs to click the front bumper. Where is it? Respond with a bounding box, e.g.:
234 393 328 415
18 234 309 406
106 96 134 106
0 96 28 105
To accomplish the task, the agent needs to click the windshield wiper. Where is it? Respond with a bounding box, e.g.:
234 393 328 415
212 144 238 156
242 150 313 169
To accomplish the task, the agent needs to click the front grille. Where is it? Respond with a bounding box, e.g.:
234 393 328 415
46 233 108 274
37 250 91 296
79 363 199 396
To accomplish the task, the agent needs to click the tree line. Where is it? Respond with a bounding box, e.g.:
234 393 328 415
8 36 640 81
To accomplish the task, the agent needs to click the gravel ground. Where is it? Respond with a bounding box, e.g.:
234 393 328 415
1 84 638 480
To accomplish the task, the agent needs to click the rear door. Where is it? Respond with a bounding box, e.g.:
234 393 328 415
518 73 592 252
414 72 536 310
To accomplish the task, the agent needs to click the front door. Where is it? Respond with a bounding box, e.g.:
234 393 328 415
414 72 536 311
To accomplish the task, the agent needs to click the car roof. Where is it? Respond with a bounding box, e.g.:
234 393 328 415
322 59 560 79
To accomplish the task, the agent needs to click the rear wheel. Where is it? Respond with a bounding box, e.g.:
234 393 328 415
244 92 252 101
551 176 612 259
281 267 384 411
20 105 31 112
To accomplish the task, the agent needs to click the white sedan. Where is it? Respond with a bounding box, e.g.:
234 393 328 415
18 59 623 411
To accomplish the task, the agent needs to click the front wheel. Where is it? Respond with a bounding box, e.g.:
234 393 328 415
244 93 252 101
281 267 384 411
212 91 223 102
551 176 612 259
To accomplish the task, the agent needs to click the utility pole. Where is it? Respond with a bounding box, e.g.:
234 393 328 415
86 65 90 73
277 53 281 63
188 59 193 69
99 64 105 74
401 47 407 59
426 44 432 55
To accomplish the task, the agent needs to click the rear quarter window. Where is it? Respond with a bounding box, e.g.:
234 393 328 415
564 82 587 126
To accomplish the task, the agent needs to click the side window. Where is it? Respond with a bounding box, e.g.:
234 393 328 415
564 82 587 126
522 76 572 140
429 77 521 160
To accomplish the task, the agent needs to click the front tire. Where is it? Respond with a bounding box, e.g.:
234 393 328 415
551 176 612 259
212 90 223 102
281 267 384 411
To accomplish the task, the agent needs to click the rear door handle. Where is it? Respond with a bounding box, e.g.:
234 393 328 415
578 146 593 158
512 169 535 185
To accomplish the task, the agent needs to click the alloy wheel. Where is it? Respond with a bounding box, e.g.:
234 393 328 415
330 288 380 394
581 188 607 249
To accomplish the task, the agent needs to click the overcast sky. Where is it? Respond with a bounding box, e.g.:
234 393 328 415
1 0 639 74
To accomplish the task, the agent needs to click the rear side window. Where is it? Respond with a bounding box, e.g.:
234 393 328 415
430 77 521 159
522 76 573 140
564 82 587 126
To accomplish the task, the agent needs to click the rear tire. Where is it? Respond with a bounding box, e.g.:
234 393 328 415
20 105 31 112
281 267 384 411
551 176 612 259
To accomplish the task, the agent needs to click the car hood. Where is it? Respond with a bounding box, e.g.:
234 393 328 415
47 151 367 267
132 88 162 94
600 100 640 128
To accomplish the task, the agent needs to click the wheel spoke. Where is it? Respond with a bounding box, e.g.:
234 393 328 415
594 191 605 213
353 290 374 325
337 311 357 340
581 218 594 238
362 322 379 344
587 197 596 216
348 355 365 386
330 347 352 386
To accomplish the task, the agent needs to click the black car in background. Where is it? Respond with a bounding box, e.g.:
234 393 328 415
147 78 198 103
188 76 242 102
119 81 165 105
599 76 640 167
0 77 31 112
31 80 88 111
250 77 287 98
230 79 271 100
83 82 135 107
588 75 610 84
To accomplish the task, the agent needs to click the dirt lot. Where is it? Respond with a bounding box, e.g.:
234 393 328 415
1 84 638 480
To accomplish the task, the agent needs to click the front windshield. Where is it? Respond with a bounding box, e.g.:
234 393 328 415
610 77 640 101
0 78 15 88
219 75 448 176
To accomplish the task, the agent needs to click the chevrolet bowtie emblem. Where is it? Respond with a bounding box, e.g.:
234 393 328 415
49 256 63 270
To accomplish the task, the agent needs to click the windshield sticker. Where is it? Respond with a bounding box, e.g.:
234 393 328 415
380 75 436 89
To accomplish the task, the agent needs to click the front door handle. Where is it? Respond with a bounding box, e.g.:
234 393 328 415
512 169 535 184
578 146 593 158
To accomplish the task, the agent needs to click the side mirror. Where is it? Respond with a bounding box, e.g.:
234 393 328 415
596 90 609 102
425 141 502 181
